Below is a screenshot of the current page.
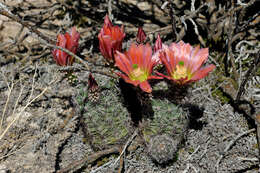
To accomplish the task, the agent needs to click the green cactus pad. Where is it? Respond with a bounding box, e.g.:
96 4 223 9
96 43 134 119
142 97 188 143
143 81 190 163
81 76 131 149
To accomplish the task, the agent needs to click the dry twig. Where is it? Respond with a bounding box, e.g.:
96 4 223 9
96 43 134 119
0 3 54 44
113 129 138 173
0 1 118 80
216 128 256 172
0 73 53 141
57 146 120 173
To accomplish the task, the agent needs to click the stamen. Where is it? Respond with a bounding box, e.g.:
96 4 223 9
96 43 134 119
131 68 147 82
173 65 188 80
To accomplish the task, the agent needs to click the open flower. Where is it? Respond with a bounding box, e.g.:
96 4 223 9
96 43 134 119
115 43 162 93
98 15 125 63
157 41 215 85
52 27 80 66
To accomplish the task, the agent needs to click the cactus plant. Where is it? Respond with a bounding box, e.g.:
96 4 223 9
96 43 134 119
148 134 179 164
143 81 190 163
80 75 131 150
78 76 189 163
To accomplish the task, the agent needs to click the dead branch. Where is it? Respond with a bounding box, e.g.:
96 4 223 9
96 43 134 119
216 128 256 172
57 146 120 173
0 3 55 44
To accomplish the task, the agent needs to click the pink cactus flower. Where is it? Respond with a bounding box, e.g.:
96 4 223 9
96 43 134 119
52 27 80 66
157 41 215 85
115 43 162 93
98 15 125 63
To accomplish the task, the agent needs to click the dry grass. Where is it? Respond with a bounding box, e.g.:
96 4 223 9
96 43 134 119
0 65 54 141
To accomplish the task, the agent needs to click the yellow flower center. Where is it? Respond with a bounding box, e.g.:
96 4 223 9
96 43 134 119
130 64 148 82
172 61 191 80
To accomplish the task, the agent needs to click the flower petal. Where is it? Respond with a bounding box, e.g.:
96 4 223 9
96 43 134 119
148 75 163 80
191 64 215 81
116 72 139 86
65 27 80 54
190 48 209 73
151 50 161 65
115 51 132 75
139 81 152 93
160 47 176 75
155 72 173 81
104 14 113 27
54 34 68 66
152 43 168 65
143 44 153 73
98 34 113 60
154 34 162 52
128 43 141 66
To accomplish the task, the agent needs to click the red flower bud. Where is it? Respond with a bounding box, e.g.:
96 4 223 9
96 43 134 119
151 34 167 65
88 73 100 102
154 34 162 52
104 15 112 27
52 27 80 66
98 15 125 63
65 27 80 55
88 73 99 91
136 27 146 43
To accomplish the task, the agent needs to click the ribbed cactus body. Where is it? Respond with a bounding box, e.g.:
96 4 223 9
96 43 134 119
143 81 190 164
143 98 188 142
81 77 131 149
79 78 189 163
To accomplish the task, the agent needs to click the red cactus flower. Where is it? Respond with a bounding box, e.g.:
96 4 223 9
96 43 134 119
98 15 125 63
157 41 215 85
115 43 162 93
136 27 146 43
52 27 80 66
